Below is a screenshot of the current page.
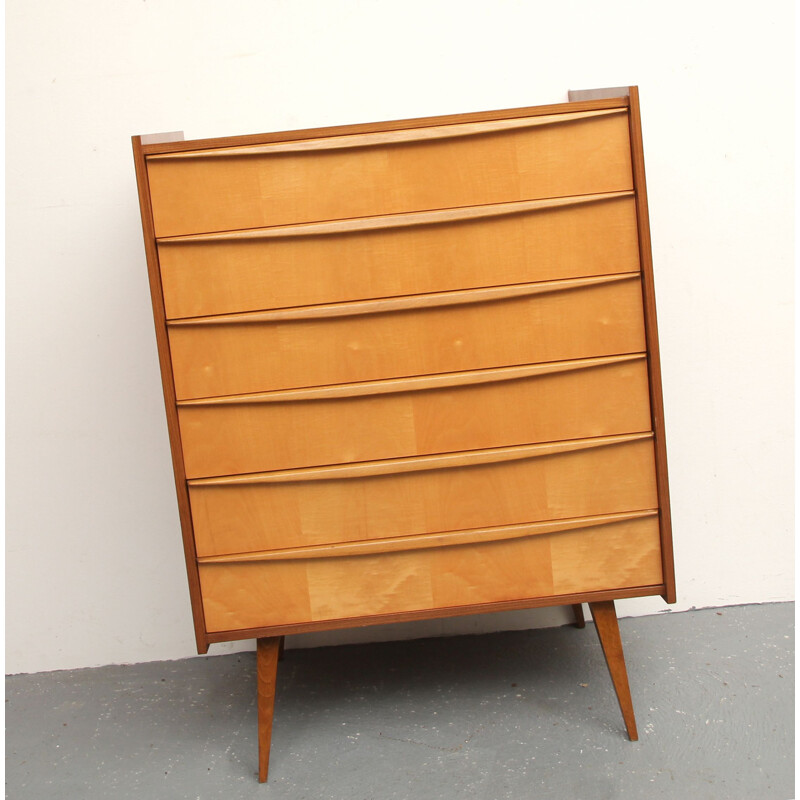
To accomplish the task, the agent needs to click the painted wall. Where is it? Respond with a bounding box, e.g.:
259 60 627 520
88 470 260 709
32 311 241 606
6 0 794 674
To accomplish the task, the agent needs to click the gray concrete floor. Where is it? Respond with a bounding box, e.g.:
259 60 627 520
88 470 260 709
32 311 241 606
5 603 794 799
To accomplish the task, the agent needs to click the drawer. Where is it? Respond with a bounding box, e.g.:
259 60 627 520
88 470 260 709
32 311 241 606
146 109 632 237
189 433 658 558
198 513 663 632
178 354 652 479
168 274 646 400
158 193 640 319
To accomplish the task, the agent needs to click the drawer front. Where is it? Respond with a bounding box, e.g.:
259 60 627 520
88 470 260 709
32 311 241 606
198 514 663 632
168 275 646 400
178 355 652 479
189 433 658 558
146 110 632 237
158 194 640 319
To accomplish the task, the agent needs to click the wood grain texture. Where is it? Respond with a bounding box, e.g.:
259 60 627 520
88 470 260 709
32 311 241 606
178 352 643 405
151 109 627 158
199 511 658 563
627 86 676 604
199 516 663 632
139 96 629 157
589 600 639 740
145 111 633 237
168 275 646 400
177 354 652 478
131 136 209 654
167 274 634 326
133 91 674 674
188 434 658 558
161 191 633 242
256 637 280 782
190 431 651 486
204 585 663 644
157 193 640 319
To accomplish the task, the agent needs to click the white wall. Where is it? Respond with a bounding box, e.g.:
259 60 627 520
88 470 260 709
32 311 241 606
6 0 794 674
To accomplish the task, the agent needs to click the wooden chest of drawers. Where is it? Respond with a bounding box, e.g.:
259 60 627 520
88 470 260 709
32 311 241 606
133 86 674 781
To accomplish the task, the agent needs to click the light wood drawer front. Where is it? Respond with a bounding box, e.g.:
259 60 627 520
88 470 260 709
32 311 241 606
146 110 632 237
198 514 663 632
189 433 658 558
158 194 639 319
178 355 651 479
168 275 645 400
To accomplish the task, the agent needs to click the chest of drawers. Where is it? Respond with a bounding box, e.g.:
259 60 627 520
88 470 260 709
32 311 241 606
133 86 674 782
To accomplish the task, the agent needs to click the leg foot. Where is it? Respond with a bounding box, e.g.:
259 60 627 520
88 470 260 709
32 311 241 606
571 603 586 628
588 600 638 741
257 637 281 782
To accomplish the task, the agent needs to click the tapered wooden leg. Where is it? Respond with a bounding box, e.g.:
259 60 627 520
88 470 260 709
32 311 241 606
588 600 638 741
571 603 586 628
257 637 281 783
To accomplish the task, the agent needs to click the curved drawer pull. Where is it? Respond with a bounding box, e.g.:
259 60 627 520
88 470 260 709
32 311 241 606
168 272 640 327
198 509 659 564
150 108 627 161
158 191 635 244
188 432 653 487
177 353 646 407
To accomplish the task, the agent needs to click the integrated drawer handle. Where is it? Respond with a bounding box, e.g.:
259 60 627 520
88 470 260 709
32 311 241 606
167 272 641 328
197 509 659 564
177 353 647 407
157 191 635 244
149 107 628 161
188 432 654 488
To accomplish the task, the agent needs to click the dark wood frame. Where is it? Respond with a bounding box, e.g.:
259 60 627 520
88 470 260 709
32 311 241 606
626 87 676 603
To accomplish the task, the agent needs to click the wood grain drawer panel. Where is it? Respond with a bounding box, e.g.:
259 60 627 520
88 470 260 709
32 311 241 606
178 355 652 479
158 194 640 319
188 433 658 558
146 110 632 237
168 274 646 400
198 515 662 632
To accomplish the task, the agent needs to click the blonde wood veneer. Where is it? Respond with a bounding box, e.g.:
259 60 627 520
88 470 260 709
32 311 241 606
154 109 624 158
177 354 651 478
157 193 639 319
145 110 632 237
200 510 658 563
188 433 658 558
167 274 646 400
134 94 675 782
198 515 663 632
